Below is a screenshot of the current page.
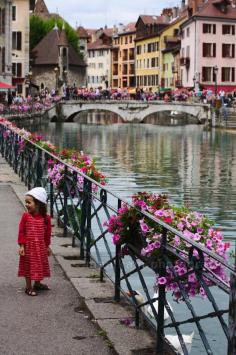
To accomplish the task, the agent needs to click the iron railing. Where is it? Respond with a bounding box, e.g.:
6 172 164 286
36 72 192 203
0 122 236 355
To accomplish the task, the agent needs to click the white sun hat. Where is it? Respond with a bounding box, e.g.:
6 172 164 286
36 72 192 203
26 187 47 204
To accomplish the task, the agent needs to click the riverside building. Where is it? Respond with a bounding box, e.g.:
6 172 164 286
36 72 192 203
180 0 236 92
112 23 136 89
0 0 12 84
135 15 168 92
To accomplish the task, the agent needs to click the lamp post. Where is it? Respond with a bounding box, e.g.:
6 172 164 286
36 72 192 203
28 70 33 96
193 75 196 90
213 65 218 97
63 69 68 87
54 67 59 93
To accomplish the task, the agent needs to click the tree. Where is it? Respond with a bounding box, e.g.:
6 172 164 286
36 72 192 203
30 15 80 54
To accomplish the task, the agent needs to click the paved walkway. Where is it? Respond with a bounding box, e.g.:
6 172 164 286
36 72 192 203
0 183 113 355
0 155 155 355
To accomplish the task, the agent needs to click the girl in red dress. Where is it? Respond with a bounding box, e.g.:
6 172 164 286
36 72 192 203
18 187 52 296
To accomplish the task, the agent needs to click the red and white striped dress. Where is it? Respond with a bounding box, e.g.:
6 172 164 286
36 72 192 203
18 212 51 281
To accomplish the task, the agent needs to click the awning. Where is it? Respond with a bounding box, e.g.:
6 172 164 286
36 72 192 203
0 82 16 91
159 88 172 93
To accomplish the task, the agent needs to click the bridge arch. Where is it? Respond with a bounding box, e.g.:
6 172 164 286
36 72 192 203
64 108 125 123
140 105 204 123
142 109 199 124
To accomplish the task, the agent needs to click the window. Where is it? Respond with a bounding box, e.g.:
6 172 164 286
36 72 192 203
222 25 235 35
12 5 16 21
203 43 216 57
187 27 190 37
203 23 216 34
186 45 190 57
173 28 179 36
1 46 4 73
222 44 235 57
12 62 22 77
137 45 141 55
151 57 158 68
222 67 235 82
0 8 5 34
129 36 132 43
17 84 22 94
148 42 158 52
202 67 212 82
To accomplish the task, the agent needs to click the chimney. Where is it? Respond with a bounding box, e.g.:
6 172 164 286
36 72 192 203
118 23 125 33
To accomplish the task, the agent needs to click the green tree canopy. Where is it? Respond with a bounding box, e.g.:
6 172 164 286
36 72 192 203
30 15 80 54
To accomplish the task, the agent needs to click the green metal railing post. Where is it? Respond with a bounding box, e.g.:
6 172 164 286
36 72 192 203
63 166 68 238
114 198 122 302
85 181 92 266
36 148 43 187
156 228 167 354
228 244 236 355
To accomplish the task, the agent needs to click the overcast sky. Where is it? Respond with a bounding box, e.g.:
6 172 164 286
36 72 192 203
45 0 181 29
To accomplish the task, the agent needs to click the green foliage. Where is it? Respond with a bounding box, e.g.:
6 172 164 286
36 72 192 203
30 15 47 51
30 15 80 54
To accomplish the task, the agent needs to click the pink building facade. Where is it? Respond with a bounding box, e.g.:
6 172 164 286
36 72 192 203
180 0 236 93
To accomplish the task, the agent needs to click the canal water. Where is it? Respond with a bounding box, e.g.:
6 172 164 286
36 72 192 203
19 112 236 354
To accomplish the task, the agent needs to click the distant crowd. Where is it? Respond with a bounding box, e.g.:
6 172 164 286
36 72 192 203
1 85 236 115
60 86 236 108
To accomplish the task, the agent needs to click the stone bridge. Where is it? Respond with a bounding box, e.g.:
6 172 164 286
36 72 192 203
45 100 211 123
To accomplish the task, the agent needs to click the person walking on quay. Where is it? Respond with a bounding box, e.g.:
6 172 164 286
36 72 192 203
18 187 52 296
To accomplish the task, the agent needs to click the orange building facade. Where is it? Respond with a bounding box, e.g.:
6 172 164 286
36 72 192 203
112 23 136 89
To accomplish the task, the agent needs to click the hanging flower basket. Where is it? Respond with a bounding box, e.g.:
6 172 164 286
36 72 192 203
106 192 231 301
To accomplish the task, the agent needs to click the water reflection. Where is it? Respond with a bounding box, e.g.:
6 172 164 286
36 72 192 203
19 112 236 240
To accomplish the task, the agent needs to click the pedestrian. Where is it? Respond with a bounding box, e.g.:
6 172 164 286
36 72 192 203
18 187 52 296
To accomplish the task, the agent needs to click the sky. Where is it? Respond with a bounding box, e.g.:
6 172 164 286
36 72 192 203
45 0 181 29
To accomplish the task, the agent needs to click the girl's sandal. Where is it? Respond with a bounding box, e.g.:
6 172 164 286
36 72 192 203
34 283 50 291
25 288 37 296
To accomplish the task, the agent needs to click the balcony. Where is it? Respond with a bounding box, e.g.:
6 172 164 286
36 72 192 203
180 57 190 68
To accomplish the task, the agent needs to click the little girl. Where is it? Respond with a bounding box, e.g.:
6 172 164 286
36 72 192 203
18 187 52 296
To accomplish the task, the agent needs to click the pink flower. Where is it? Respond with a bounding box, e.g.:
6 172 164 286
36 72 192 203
139 219 149 234
112 234 121 245
158 277 167 285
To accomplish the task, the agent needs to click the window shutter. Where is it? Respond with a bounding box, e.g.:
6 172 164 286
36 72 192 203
17 32 22 50
213 43 216 57
232 67 235 82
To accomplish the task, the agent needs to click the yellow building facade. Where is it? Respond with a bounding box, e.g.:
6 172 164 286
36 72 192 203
159 17 186 89
135 36 160 91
